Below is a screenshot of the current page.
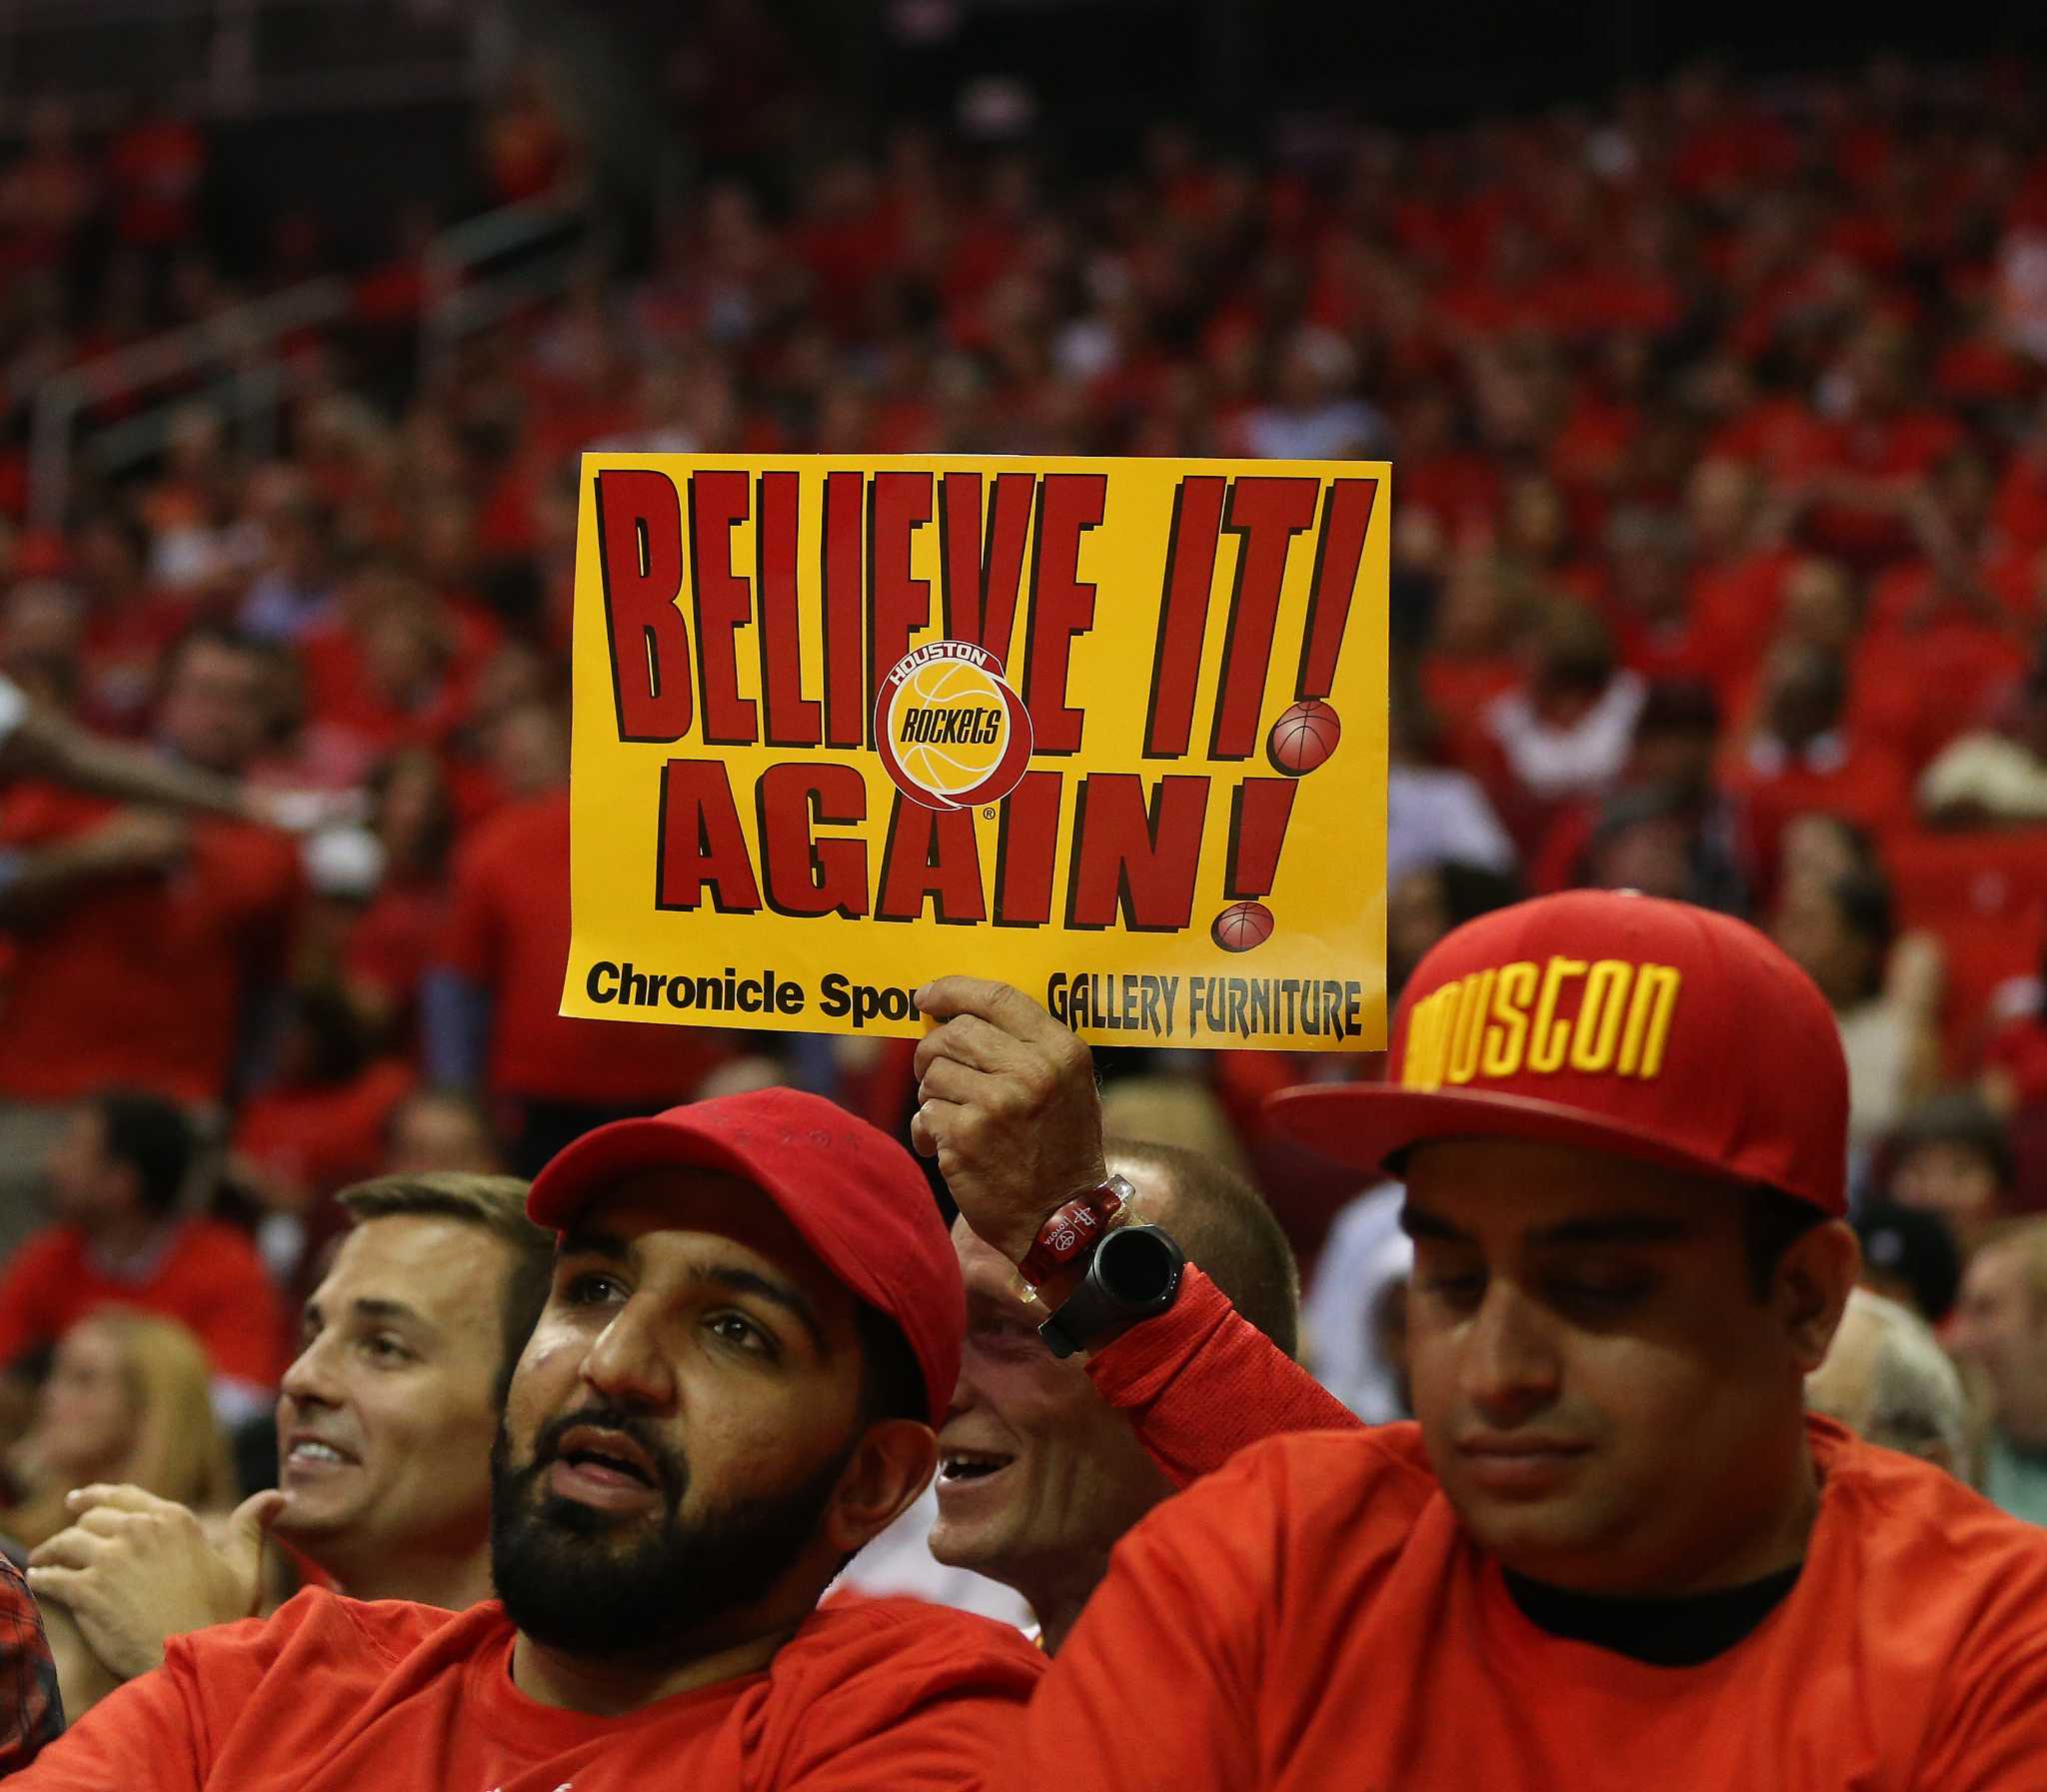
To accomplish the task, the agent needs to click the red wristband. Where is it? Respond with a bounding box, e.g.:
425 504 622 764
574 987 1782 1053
1017 1175 1132 1291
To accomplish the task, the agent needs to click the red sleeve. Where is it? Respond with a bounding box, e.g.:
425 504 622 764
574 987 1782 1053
774 1601 1041 1790
0 1557 61 1774
436 828 500 982
6 1615 252 1791
0 1234 70 1371
1912 1577 2047 1790
983 1446 1282 1792
1085 1265 1362 1487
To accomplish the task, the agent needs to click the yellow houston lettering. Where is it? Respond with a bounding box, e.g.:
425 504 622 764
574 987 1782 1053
1481 961 1539 1077
1399 956 1684 1091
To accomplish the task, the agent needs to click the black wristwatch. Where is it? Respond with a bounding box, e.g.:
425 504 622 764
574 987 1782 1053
1038 1223 1185 1360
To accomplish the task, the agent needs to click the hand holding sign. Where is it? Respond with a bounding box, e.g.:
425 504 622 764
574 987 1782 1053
911 975 1108 1265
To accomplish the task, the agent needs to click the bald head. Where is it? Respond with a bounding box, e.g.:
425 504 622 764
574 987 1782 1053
1106 1137 1300 1358
1807 1288 1971 1477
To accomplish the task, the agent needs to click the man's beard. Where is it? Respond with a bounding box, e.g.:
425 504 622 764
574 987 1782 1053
490 1405 852 1664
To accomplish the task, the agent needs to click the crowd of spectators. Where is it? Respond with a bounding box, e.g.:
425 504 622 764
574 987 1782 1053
0 35 2043 1770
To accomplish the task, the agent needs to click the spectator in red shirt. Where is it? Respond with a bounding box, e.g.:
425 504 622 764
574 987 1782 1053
0 1090 285 1416
423 706 730 1175
1724 640 1910 881
0 626 301 1243
28 1173 554 1705
14 1090 1042 1788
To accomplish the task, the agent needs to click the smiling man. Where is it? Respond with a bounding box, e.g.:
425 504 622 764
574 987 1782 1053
925 1139 1302 1652
917 895 2047 1790
15 1088 1040 1789
28 1173 551 1691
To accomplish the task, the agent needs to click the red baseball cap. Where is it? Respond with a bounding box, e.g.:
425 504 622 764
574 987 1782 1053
1268 890 1849 1215
527 1087 961 1427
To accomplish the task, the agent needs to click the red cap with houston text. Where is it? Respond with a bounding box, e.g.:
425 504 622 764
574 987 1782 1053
526 1087 961 1427
1267 890 1849 1215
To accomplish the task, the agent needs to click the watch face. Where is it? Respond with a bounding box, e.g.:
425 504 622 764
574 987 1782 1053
1099 1225 1181 1306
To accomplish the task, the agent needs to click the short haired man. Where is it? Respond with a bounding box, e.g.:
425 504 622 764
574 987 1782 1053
1950 1218 2047 1526
0 1090 284 1414
919 895 2047 1788
858 1138 1307 1651
27 1173 554 1684
1806 1286 1973 1476
16 1090 1040 1788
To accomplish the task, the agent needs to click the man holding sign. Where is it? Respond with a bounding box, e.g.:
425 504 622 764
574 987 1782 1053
561 453 1391 1062
916 895 2047 1790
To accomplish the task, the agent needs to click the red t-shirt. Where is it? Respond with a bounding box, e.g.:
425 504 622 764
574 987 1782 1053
0 1219 285 1388
438 789 730 1105
233 1059 417 1201
15 1587 1040 1790
0 787 300 1103
1001 1418 2047 1791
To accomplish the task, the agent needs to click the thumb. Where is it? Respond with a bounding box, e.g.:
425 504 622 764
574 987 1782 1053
226 1490 288 1581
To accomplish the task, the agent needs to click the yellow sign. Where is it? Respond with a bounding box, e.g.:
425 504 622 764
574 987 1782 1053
562 455 1388 1050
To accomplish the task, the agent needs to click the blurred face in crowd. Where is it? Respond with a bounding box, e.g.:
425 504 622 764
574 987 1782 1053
45 1106 132 1230
158 637 269 774
1950 1241 2047 1447
1889 1142 2001 1237
491 1173 928 1667
36 1319 135 1484
1770 878 1873 1010
386 1093 502 1177
1401 1141 1854 1596
1389 868 1451 997
276 1215 512 1600
931 1200 1173 1615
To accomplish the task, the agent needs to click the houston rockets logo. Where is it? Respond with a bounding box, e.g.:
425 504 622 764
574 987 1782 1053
874 641 1034 812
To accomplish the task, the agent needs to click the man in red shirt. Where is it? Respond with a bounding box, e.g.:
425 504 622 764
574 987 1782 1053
915 895 2047 1790
0 1089 284 1413
15 1088 1041 1788
0 625 301 1251
425 722 730 1175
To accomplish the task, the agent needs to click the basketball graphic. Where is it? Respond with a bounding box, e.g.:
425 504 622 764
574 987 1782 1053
874 642 1034 812
1267 699 1341 777
1211 900 1275 952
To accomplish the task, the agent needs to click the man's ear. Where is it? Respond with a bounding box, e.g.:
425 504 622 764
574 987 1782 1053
823 1421 939 1557
1776 1220 1862 1373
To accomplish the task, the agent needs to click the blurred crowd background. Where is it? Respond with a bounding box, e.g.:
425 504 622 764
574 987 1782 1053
0 0 2042 1536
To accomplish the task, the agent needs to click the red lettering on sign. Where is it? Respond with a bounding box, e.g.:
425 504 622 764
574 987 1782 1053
595 470 693 742
1062 773 1207 932
867 471 935 736
876 796 987 924
756 472 821 747
757 762 866 916
1022 473 1106 754
1210 477 1317 759
685 470 757 746
655 760 761 912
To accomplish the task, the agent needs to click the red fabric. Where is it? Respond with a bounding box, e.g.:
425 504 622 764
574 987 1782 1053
15 1587 1040 1790
1722 738 1912 878
1002 1419 2047 1790
438 788 729 1105
0 788 300 1104
233 1060 417 1201
0 1219 286 1387
1086 1266 1355 1488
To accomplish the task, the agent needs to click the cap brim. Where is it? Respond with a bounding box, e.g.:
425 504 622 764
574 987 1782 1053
1264 1083 1749 1188
527 1115 760 1231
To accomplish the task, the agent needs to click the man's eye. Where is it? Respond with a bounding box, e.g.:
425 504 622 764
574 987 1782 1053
706 1312 776 1356
564 1271 628 1307
1415 1268 1484 1307
363 1334 412 1364
1552 1275 1651 1311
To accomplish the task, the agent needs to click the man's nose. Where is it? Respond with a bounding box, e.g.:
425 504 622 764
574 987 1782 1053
1459 1278 1563 1426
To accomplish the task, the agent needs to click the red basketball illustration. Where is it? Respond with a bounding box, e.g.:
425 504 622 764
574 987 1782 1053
1211 900 1274 952
1266 699 1341 776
